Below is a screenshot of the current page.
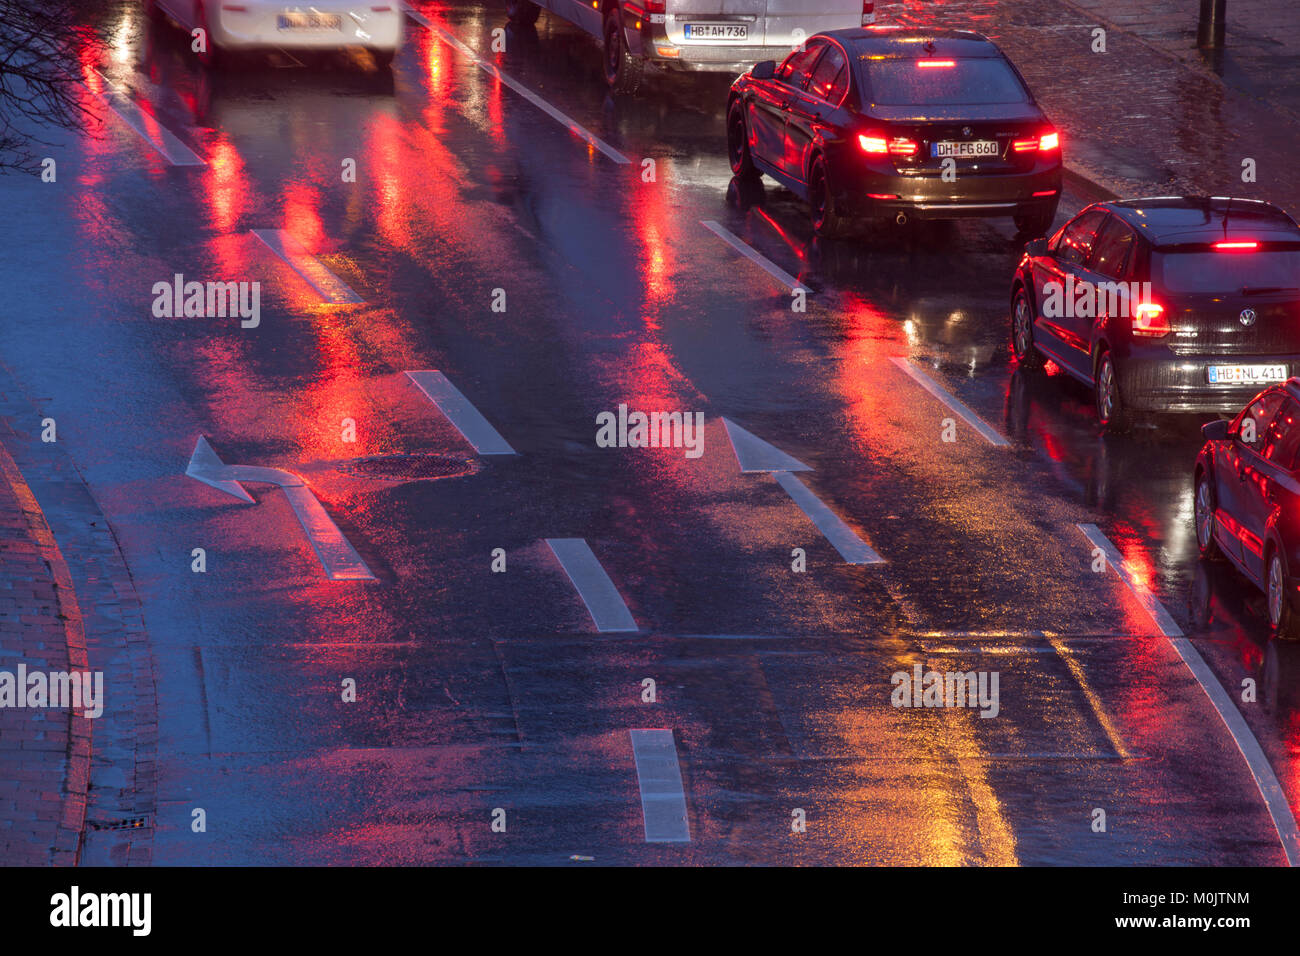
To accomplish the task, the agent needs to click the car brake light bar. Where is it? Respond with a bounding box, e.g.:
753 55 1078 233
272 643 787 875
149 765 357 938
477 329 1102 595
1132 303 1170 336
1214 241 1259 250
916 59 955 68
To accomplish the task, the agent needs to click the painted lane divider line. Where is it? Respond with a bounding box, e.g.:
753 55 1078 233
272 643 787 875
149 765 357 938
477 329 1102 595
250 230 364 305
545 538 638 633
1078 523 1300 865
629 729 691 843
1044 634 1133 760
773 471 885 565
722 417 883 564
1076 524 1182 638
888 357 1010 448
405 370 517 455
701 221 810 294
186 436 375 581
405 6 631 165
92 71 205 167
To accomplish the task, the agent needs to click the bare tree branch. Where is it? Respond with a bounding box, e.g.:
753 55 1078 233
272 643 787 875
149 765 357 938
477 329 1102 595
0 0 97 174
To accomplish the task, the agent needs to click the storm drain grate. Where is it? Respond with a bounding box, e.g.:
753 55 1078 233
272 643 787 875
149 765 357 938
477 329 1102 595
338 453 478 482
87 816 150 831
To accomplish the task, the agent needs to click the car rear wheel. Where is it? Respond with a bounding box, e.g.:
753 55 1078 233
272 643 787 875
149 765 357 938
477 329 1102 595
603 7 643 93
1011 287 1043 370
809 155 848 239
727 99 759 180
1014 202 1058 237
506 0 541 25
1268 548 1300 640
1195 472 1220 558
1094 348 1130 431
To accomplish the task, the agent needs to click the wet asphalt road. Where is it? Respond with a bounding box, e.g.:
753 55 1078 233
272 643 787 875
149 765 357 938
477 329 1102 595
1 0 1299 865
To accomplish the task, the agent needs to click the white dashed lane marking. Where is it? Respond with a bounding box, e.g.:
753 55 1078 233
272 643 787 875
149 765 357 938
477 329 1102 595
251 230 364 304
405 371 517 456
629 729 691 843
701 221 810 294
1078 523 1300 864
186 436 375 582
889 357 1010 448
404 5 631 164
545 538 638 633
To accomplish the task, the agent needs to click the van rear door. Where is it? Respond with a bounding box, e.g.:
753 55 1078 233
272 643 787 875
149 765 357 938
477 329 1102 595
762 0 861 48
665 0 766 46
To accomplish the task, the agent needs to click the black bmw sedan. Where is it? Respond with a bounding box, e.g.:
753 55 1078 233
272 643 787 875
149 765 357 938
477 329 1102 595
1195 380 1300 639
726 27 1062 238
1010 196 1300 429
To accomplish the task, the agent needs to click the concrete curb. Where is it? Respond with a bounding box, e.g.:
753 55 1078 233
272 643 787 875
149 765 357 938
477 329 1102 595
0 436 90 865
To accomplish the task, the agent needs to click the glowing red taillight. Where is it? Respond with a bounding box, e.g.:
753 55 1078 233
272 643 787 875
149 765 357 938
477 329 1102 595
645 0 666 12
1214 240 1259 250
888 138 918 156
1014 131 1059 152
1132 302 1170 337
859 134 888 153
861 1 875 26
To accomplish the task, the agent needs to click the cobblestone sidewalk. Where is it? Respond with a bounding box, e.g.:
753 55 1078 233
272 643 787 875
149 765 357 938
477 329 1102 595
0 439 89 866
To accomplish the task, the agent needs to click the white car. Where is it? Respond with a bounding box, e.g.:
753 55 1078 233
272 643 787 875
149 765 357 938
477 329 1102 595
146 0 405 68
505 0 875 93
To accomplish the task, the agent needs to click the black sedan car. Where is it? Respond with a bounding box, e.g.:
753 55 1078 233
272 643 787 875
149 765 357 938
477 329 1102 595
1195 380 1300 639
1011 196 1300 429
726 27 1062 238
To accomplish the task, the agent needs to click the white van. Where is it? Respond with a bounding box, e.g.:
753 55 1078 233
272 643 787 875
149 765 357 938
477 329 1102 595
504 0 874 92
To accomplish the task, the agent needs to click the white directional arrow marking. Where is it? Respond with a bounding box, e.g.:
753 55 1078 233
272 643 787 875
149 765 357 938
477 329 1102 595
721 418 883 565
185 436 375 581
720 418 811 473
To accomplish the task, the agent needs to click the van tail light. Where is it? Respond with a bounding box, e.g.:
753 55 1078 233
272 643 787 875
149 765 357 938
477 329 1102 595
861 1 875 25
1132 302 1170 337
645 0 666 12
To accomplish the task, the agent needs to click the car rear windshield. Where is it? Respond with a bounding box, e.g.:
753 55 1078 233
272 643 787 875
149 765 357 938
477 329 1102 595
1152 249 1300 294
859 57 1030 105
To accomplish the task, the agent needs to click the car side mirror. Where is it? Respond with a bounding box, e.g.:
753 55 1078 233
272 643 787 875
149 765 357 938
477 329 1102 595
1025 237 1049 257
1201 419 1231 442
751 60 776 80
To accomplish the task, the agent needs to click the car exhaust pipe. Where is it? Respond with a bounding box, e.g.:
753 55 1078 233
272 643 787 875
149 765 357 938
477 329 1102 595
895 212 908 225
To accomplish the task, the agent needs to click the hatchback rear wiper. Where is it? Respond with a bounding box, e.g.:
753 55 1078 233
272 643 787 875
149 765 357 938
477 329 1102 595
1241 285 1300 295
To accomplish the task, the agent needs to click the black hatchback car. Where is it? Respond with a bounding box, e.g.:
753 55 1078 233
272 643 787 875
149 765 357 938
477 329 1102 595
1195 380 1300 638
1011 196 1300 429
726 27 1062 238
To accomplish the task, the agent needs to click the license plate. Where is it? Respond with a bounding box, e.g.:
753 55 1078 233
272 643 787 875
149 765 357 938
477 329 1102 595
683 23 748 39
1207 364 1287 384
278 12 342 30
931 140 1000 159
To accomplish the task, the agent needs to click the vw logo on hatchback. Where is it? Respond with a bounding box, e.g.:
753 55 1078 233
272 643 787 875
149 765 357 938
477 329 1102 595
1240 308 1258 327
